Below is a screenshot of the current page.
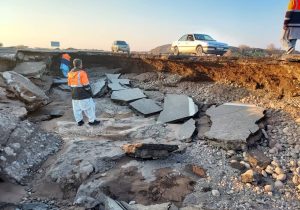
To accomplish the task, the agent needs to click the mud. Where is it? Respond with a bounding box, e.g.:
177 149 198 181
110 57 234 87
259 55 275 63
101 167 195 207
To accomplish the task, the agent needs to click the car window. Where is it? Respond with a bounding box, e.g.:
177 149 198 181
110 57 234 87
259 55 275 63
194 34 215 41
116 41 127 45
179 35 187 41
187 35 194 41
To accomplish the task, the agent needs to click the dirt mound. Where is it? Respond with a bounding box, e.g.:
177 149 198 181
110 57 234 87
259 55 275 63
150 44 172 55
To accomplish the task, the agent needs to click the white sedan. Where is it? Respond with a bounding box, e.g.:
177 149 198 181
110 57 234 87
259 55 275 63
171 34 229 56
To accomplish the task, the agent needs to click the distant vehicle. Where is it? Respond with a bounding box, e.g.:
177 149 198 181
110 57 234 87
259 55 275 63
112 41 130 54
171 34 229 56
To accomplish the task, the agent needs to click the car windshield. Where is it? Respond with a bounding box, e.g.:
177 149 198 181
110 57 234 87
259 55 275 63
116 41 127 45
194 34 215 41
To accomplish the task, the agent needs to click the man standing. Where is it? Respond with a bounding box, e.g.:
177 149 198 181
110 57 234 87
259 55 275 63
68 59 100 126
60 53 71 77
282 0 300 54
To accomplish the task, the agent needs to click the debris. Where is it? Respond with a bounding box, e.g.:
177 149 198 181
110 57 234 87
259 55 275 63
0 112 61 183
177 119 196 141
91 79 106 97
110 78 130 86
12 61 46 78
212 190 220 197
157 94 198 123
111 88 146 103
108 82 127 91
264 185 273 193
187 164 207 178
204 103 265 150
122 143 179 159
58 84 71 91
105 73 121 82
241 169 255 183
0 71 49 111
129 98 162 116
52 77 67 85
247 149 271 169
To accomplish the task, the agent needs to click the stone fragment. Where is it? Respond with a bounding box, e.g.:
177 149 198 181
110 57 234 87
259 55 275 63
129 98 162 116
0 112 61 183
108 82 127 91
241 169 254 183
276 174 286 181
192 165 207 178
178 119 196 140
204 103 265 150
105 73 121 82
111 88 146 103
157 94 198 123
212 190 220 197
12 61 46 78
264 185 273 192
274 167 284 175
0 71 49 111
58 84 71 91
122 143 178 159
248 149 271 169
110 78 130 86
91 79 106 97
52 77 67 85
274 180 284 189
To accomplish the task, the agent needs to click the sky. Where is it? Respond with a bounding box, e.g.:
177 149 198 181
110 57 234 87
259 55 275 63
0 0 289 51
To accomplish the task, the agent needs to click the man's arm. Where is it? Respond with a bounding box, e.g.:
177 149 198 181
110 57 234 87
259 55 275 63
81 71 93 96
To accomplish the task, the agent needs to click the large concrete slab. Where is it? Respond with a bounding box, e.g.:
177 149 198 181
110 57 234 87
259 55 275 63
105 73 121 82
111 88 146 103
108 82 127 91
129 98 162 116
110 78 130 86
12 61 46 78
204 103 265 150
178 119 196 140
91 79 106 97
157 94 198 123
53 77 67 85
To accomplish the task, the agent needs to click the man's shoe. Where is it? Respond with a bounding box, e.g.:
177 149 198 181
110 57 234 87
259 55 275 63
77 120 84 126
88 120 100 126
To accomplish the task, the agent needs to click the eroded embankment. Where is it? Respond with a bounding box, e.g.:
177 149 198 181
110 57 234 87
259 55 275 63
47 52 300 99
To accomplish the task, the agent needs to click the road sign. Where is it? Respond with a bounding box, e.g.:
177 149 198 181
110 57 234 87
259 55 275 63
51 41 60 48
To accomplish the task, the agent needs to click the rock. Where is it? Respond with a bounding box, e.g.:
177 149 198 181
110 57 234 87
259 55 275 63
12 61 46 78
274 180 284 189
187 164 207 178
292 175 299 185
91 79 106 97
52 77 67 85
230 161 247 172
265 165 274 174
157 94 198 123
110 78 131 86
248 149 271 169
47 140 124 189
264 185 273 192
177 119 196 141
261 170 268 177
274 167 284 175
0 112 61 183
122 143 178 159
108 82 128 91
261 129 269 139
241 170 255 183
132 203 171 210
58 84 71 91
269 147 278 154
0 71 48 111
276 174 286 181
129 98 163 116
105 73 121 82
111 88 146 103
204 103 265 150
211 190 220 197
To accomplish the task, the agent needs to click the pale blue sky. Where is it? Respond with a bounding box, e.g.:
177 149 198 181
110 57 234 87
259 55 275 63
0 0 289 51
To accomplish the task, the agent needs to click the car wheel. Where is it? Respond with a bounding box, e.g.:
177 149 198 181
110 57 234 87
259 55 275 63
196 46 204 56
173 46 179 56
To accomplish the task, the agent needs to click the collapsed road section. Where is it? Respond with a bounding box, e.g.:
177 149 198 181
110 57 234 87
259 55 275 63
0 49 299 210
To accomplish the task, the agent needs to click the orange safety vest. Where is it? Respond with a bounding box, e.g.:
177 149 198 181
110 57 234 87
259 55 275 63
285 0 300 27
62 53 71 61
68 70 89 87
